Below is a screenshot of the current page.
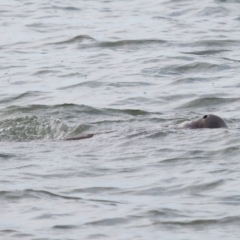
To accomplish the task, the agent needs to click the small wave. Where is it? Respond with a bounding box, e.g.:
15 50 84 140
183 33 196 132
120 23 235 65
0 91 46 105
173 62 230 74
84 217 130 226
53 225 78 229
154 216 240 226
182 49 230 55
192 39 240 47
59 80 153 90
0 153 16 160
63 187 119 194
0 104 154 141
170 77 208 85
179 97 239 109
0 189 82 201
58 80 105 90
197 6 230 17
46 36 166 51
0 116 69 141
58 72 86 78
64 7 80 11
144 208 187 218
99 39 166 48
42 5 81 11
32 69 59 76
49 35 95 45
109 81 153 87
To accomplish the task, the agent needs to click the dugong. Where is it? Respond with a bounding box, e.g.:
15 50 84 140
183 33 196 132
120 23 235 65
183 114 228 129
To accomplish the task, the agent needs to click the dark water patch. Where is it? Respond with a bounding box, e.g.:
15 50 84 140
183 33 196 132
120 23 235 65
58 72 86 78
120 109 149 116
144 208 187 219
34 213 72 220
108 81 153 87
182 49 230 55
170 77 209 85
134 179 223 196
32 69 59 76
99 39 166 49
218 195 240 205
58 81 105 90
2 41 30 48
25 169 103 179
145 130 169 139
84 217 130 226
162 94 195 101
11 80 27 85
192 39 240 47
0 65 24 70
125 129 155 139
197 6 230 17
158 156 192 165
189 180 225 194
0 230 22 239
88 198 123 205
64 187 119 194
222 146 240 155
87 234 108 239
12 233 34 238
179 97 239 109
0 190 38 201
169 7 196 17
134 186 168 196
0 91 46 105
223 57 240 63
41 4 81 11
63 6 81 11
26 23 47 29
3 104 102 117
113 97 155 106
154 216 240 227
172 62 230 74
53 225 78 229
58 79 153 90
215 0 240 3
0 229 18 234
0 153 16 159
31 238 49 240
0 189 83 201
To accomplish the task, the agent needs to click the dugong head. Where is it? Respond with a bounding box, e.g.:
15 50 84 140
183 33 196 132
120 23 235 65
183 114 228 129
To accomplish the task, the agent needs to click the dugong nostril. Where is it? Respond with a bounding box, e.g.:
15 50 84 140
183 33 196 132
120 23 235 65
203 115 208 119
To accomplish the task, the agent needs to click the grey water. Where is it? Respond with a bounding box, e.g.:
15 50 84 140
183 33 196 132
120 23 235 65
1 0 240 239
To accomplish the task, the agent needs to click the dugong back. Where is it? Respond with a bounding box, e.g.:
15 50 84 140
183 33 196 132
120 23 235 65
183 114 228 129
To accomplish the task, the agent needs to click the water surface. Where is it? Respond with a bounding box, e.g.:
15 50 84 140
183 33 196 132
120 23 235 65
1 0 240 239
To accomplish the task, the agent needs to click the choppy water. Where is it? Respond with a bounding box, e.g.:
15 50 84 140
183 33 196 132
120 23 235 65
1 0 240 239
